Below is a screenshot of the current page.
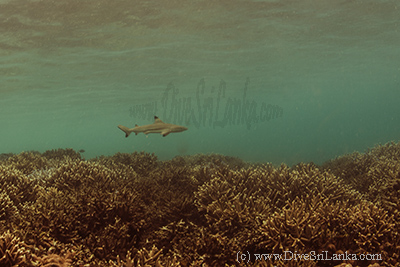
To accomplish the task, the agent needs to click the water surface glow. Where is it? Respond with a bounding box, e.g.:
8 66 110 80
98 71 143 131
1 0 399 165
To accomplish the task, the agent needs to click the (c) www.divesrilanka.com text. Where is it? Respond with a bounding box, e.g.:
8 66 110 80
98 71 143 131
236 250 382 263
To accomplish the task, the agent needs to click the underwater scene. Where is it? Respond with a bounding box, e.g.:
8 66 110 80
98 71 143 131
1 0 400 266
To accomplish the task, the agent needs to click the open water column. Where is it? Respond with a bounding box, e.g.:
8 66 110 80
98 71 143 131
0 0 399 266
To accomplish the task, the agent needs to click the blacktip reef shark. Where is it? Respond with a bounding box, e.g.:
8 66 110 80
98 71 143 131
118 116 188 137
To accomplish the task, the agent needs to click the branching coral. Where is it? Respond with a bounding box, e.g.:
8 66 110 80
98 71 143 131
0 192 18 233
322 142 400 264
256 195 398 266
195 163 360 238
348 202 395 255
42 148 82 161
17 159 148 262
0 143 399 266
94 151 158 176
109 246 180 267
154 219 235 265
0 164 40 206
256 195 325 254
0 153 14 162
265 163 361 208
0 230 30 267
167 153 250 170
33 252 73 267
195 167 271 234
322 141 400 195
2 151 49 176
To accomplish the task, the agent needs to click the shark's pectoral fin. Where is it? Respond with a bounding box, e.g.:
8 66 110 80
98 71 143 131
161 130 171 137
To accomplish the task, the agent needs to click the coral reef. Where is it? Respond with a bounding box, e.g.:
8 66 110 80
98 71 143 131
93 151 158 177
42 148 82 161
3 151 49 176
167 153 250 170
0 153 14 162
33 252 73 267
18 159 148 261
109 246 181 267
0 144 399 266
0 164 40 209
0 230 30 267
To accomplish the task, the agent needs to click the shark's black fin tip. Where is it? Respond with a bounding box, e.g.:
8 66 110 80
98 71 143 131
154 115 159 119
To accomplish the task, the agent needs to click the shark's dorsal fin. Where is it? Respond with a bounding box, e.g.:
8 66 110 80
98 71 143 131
154 116 164 124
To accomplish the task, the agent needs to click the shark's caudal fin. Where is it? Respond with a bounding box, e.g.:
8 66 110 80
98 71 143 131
117 125 131 138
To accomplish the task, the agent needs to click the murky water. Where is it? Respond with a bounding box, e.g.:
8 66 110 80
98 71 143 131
1 0 399 165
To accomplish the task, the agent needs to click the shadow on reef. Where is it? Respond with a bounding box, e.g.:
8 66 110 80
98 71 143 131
0 144 400 266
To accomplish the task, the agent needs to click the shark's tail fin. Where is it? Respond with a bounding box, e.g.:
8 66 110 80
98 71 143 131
118 125 132 138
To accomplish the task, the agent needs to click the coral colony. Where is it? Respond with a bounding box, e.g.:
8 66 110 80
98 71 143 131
1 143 400 266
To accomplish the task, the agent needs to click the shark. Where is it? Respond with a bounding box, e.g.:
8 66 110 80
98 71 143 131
118 116 188 137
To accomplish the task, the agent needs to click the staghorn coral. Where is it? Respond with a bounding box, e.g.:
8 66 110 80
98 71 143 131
366 141 400 161
255 195 326 255
366 156 400 211
2 151 49 176
167 153 251 170
33 252 73 267
195 167 271 236
0 164 40 206
132 163 214 231
154 219 236 266
255 195 398 266
42 148 82 161
0 229 75 267
0 230 31 267
93 151 158 176
267 163 361 208
322 142 400 255
0 192 18 233
17 159 148 263
0 143 399 266
252 260 317 267
192 163 388 265
195 163 360 237
322 141 400 194
109 246 181 267
347 202 397 258
322 151 373 193
0 153 14 162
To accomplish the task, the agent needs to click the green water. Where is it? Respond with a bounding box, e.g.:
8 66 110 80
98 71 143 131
1 0 399 165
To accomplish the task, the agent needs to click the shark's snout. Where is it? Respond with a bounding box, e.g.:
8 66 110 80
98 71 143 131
171 126 188 133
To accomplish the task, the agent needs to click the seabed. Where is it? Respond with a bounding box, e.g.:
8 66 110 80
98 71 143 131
1 142 399 266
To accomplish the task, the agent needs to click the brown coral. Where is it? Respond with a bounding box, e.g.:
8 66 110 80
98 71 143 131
17 159 148 262
42 148 82 161
0 231 30 267
0 143 399 266
33 252 72 267
2 151 49 176
93 151 158 176
0 164 40 206
109 246 180 267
